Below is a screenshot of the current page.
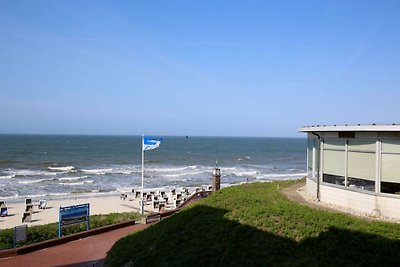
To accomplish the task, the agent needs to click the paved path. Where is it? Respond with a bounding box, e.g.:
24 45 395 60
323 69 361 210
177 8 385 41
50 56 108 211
0 223 151 267
281 181 333 211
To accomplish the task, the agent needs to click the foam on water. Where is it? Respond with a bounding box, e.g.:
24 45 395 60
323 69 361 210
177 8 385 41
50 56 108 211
48 166 75 172
58 176 89 181
59 180 94 186
18 178 53 184
81 168 113 175
5 169 55 177
0 175 14 179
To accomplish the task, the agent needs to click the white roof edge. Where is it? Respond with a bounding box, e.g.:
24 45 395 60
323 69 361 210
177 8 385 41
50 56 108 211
298 124 400 132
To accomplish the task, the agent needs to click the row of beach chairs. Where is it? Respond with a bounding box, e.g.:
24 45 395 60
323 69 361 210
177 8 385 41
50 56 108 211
122 188 193 211
1 198 46 222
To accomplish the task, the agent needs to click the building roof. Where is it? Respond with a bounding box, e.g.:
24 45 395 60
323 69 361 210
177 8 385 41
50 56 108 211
298 124 400 132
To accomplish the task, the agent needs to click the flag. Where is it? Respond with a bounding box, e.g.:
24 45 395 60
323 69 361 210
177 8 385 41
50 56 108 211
143 136 162 151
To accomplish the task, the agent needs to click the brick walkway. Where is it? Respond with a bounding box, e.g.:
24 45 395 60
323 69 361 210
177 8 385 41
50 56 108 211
0 223 151 267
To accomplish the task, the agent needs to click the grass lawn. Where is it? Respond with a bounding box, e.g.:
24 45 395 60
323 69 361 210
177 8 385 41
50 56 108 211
105 180 400 266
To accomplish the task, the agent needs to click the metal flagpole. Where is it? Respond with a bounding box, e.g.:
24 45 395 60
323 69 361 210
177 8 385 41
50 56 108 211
141 134 145 215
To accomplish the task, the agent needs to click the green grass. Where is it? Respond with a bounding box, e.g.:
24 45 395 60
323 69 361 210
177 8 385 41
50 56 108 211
0 212 140 250
105 180 400 266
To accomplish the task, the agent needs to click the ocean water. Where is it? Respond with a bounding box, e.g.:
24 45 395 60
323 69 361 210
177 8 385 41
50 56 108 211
0 135 306 200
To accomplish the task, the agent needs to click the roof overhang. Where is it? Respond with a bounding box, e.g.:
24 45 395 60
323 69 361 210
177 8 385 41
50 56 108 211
298 124 400 132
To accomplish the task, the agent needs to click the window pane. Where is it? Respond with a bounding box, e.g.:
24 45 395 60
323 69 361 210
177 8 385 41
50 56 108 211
348 140 375 152
307 139 313 173
348 177 375 191
382 140 400 154
381 182 400 194
347 152 375 180
324 140 345 150
381 154 400 183
323 174 345 185
323 150 345 176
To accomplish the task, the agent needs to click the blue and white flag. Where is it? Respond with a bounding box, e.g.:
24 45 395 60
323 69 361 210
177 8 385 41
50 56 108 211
143 136 162 151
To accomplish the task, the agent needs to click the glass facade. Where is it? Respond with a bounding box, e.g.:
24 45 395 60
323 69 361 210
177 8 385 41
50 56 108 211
310 135 400 195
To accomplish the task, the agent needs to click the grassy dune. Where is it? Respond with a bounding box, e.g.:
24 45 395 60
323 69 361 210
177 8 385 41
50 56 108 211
105 180 400 266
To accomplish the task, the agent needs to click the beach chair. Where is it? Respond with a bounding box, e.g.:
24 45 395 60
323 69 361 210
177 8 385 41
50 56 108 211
38 199 47 209
22 211 32 223
25 204 33 213
0 206 8 217
158 203 165 211
153 200 159 209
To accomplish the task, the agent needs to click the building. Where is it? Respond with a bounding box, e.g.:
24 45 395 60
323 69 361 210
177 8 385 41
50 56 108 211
299 124 400 219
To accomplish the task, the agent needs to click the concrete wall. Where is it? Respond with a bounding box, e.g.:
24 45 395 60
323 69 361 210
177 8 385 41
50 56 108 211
306 178 400 219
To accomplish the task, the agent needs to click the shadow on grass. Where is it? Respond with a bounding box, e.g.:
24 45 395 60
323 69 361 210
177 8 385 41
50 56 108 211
105 205 400 266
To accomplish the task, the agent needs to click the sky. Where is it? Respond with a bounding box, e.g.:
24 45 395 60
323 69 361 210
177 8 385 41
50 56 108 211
0 1 399 137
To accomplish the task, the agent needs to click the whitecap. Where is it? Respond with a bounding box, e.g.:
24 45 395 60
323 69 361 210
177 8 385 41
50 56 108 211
58 176 89 181
18 178 50 184
5 169 55 177
48 166 75 172
164 170 206 178
0 175 15 179
59 180 94 186
81 168 112 175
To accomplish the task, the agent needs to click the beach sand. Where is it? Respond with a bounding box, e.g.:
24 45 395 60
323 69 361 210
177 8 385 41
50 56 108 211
0 194 153 230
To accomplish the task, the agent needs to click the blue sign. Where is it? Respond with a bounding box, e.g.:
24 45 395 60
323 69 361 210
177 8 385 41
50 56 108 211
58 203 90 238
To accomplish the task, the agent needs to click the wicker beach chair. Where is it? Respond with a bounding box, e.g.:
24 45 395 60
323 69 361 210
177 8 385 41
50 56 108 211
22 211 31 223
38 199 47 209
0 206 8 217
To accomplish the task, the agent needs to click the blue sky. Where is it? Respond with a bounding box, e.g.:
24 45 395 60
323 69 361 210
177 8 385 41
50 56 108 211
0 1 399 137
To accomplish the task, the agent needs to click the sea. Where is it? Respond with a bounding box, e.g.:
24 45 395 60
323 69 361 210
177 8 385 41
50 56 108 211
0 135 307 201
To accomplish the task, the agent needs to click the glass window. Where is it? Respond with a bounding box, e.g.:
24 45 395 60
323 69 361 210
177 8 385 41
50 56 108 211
348 140 375 152
324 140 345 150
381 140 400 154
347 152 375 181
381 154 400 183
307 138 319 181
381 141 400 194
345 140 376 191
307 139 313 176
323 140 345 185
323 150 345 176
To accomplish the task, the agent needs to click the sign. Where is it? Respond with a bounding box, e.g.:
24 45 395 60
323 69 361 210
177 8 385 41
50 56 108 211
13 224 28 248
58 203 90 238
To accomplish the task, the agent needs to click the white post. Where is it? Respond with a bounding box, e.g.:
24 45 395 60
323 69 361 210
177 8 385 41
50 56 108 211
141 134 145 215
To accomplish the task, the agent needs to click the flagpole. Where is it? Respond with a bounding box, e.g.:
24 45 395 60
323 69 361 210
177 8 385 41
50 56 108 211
141 134 145 215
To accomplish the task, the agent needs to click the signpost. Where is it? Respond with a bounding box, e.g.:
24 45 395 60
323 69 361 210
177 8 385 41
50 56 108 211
13 224 28 248
58 203 90 238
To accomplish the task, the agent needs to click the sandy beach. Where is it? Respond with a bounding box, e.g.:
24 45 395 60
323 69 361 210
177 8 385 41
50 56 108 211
0 194 152 230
